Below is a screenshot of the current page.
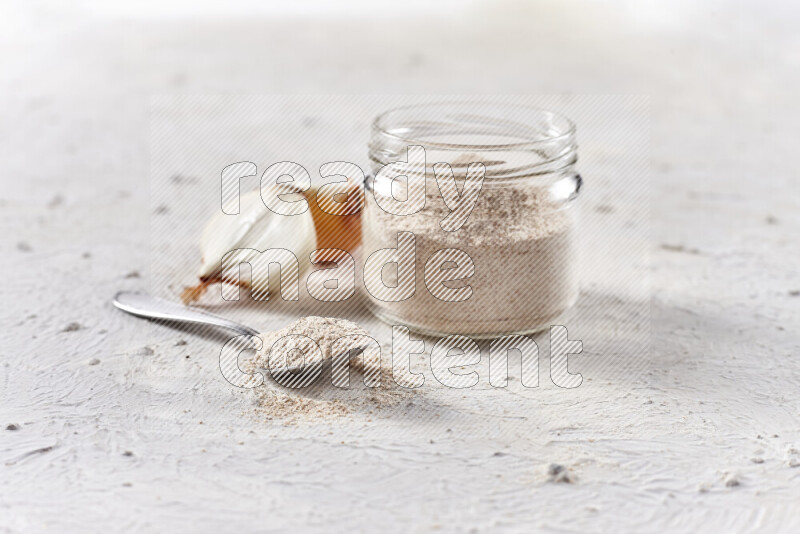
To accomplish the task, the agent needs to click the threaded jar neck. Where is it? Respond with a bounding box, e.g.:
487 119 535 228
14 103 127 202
368 102 577 182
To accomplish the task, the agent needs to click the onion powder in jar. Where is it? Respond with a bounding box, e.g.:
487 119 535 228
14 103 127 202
363 102 582 337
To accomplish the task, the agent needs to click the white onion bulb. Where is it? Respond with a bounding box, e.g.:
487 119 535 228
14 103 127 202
186 189 317 301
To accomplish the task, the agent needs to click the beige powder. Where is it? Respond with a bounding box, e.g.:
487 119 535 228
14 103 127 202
251 316 370 371
248 317 409 423
362 172 578 337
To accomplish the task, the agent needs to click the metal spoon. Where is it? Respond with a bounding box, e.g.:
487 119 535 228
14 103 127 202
112 291 259 337
111 291 358 387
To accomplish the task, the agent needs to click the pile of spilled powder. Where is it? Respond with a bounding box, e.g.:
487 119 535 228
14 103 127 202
246 316 409 423
252 316 370 370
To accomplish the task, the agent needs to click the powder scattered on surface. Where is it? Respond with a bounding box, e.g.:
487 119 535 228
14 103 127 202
248 317 411 423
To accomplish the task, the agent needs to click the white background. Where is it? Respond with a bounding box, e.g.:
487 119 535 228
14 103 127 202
1 0 799 532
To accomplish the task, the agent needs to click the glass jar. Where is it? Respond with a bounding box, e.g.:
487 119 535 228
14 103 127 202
363 102 581 337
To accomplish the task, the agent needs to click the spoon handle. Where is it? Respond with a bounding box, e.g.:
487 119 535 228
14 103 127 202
112 291 259 337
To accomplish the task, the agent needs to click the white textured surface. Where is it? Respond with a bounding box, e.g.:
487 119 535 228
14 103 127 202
2 1 799 532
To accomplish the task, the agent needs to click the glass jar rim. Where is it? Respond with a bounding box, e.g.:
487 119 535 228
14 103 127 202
372 101 576 151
